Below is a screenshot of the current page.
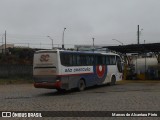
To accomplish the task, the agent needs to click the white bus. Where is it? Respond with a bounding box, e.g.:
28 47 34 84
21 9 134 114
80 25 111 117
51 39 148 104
33 50 123 91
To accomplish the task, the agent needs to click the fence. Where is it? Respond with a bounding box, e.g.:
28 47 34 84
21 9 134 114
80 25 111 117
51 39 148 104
0 64 33 78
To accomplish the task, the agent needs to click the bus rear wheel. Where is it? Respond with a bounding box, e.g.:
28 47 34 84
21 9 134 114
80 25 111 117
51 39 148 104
78 79 85 91
110 76 116 85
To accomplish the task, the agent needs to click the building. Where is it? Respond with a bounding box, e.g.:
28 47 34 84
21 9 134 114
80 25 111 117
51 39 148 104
0 44 14 53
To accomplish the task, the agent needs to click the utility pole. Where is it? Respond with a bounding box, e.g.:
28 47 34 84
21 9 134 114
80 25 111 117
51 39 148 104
92 38 95 48
47 36 54 49
144 39 146 80
62 28 66 49
92 38 95 52
5 30 6 54
137 25 139 44
2 35 3 54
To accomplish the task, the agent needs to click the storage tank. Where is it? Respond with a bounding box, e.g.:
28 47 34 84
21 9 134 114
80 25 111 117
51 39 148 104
133 57 158 74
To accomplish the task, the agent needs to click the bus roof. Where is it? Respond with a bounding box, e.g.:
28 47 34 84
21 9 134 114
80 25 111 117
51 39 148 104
35 49 118 56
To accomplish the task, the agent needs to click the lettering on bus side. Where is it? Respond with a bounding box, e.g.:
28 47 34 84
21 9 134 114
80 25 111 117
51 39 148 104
64 67 92 73
73 67 91 72
65 68 72 72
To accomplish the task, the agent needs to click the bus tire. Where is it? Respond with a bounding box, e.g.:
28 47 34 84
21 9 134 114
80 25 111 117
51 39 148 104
78 79 86 91
110 76 116 85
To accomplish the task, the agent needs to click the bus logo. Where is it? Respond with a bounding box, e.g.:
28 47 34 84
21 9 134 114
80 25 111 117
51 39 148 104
40 54 50 62
96 65 106 78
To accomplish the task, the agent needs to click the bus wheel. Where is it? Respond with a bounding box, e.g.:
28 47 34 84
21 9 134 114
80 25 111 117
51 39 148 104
78 79 85 91
110 76 116 85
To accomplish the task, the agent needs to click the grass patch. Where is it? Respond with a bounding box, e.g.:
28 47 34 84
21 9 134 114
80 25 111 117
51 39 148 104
0 77 33 85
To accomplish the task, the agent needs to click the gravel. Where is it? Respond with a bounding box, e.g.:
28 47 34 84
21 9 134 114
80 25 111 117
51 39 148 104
0 81 160 119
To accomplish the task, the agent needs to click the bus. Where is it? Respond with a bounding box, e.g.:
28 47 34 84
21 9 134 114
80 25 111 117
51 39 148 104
33 49 123 91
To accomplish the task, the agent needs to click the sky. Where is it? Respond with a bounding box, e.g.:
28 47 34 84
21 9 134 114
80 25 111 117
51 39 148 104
0 0 160 48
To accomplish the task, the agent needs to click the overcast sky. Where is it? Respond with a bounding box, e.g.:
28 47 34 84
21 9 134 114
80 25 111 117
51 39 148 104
0 0 160 48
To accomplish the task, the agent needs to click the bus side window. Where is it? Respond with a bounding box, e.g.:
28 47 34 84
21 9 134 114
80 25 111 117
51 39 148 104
106 56 110 65
79 55 87 66
77 55 80 66
82 55 87 65
65 54 71 66
86 55 93 65
109 56 116 65
86 55 90 65
102 56 105 64
80 55 87 66
60 53 67 66
72 54 77 66
90 55 94 65
96 55 105 65
79 55 83 65
69 54 73 66
61 54 72 66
